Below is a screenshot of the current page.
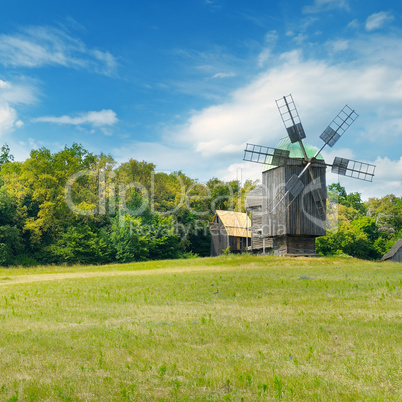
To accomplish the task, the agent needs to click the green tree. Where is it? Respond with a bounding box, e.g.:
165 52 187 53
0 188 24 266
328 183 365 214
328 183 347 204
0 144 14 166
108 215 150 263
49 224 109 264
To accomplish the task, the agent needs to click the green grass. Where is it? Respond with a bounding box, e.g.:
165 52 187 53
0 254 401 401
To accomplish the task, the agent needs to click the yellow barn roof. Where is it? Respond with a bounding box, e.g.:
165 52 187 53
213 210 251 238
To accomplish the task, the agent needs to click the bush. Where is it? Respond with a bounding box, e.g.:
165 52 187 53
12 254 39 267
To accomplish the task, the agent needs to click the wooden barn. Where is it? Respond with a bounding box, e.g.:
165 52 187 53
381 239 402 263
210 210 251 256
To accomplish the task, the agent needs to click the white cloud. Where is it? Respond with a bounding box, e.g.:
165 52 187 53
347 19 359 29
321 147 356 165
0 103 18 136
0 80 37 105
293 33 308 45
219 161 264 185
0 78 37 137
303 0 350 14
33 110 118 128
327 40 349 53
212 72 235 79
365 12 395 31
258 48 272 67
91 49 118 74
257 32 278 67
264 31 278 43
0 78 37 105
0 25 117 75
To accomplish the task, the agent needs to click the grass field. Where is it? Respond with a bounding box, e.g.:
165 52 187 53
0 254 401 401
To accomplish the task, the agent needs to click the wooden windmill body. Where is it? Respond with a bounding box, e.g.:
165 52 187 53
261 152 326 255
244 95 376 256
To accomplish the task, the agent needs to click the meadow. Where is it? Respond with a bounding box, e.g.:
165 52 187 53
0 254 401 401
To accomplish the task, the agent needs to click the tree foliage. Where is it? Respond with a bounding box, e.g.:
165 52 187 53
317 184 402 259
0 143 255 266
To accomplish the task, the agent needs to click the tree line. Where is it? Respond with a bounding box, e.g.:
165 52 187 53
0 143 255 266
0 143 400 266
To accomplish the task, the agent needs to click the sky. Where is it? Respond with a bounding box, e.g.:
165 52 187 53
0 0 401 200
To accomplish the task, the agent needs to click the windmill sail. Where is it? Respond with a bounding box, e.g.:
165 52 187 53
310 181 327 220
268 174 305 214
243 143 290 166
320 105 358 147
276 95 306 143
331 157 376 182
285 174 304 198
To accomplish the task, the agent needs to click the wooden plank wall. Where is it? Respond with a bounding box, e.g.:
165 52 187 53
210 215 229 256
250 209 263 250
393 248 402 262
273 236 316 256
262 159 326 237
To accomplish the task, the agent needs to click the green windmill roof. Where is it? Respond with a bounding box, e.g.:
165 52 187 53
263 137 324 172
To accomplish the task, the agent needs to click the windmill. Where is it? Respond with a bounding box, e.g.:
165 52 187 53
244 94 376 256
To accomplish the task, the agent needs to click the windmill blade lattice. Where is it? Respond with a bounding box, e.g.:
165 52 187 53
320 105 358 148
276 95 306 144
243 143 290 166
332 157 376 182
286 174 305 198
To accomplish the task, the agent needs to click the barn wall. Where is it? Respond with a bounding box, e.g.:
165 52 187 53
392 248 402 262
210 216 229 256
210 229 228 256
228 236 249 253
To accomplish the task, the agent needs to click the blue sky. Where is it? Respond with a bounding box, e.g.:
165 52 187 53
0 0 401 199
